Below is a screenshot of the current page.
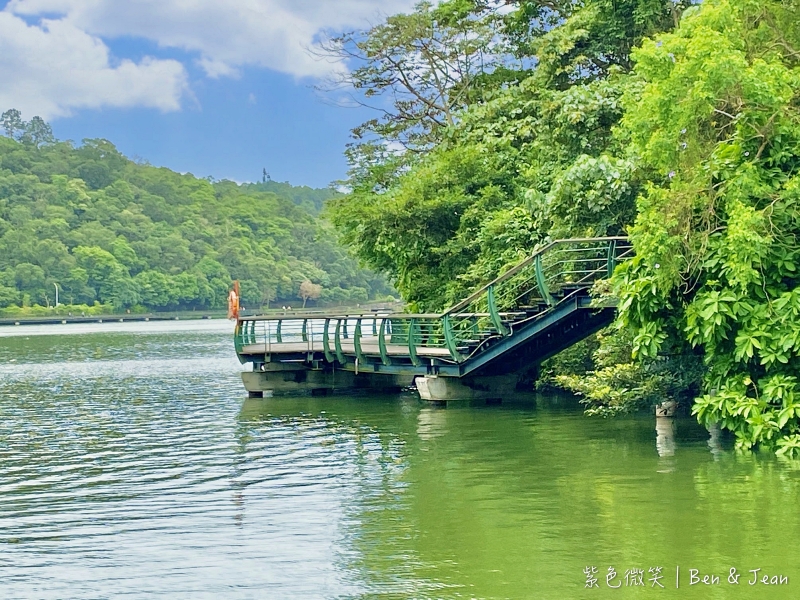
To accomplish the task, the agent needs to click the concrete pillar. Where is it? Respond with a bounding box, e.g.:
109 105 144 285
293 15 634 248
655 400 677 417
415 375 517 403
241 366 410 397
655 417 677 457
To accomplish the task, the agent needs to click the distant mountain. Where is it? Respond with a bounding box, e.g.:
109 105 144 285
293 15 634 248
0 125 391 312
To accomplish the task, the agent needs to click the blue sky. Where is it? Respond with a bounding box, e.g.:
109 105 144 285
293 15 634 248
0 0 416 188
51 63 366 188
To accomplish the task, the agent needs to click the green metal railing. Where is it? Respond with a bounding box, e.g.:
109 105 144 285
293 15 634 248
235 237 633 366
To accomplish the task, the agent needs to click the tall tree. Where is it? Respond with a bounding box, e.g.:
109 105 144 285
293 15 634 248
319 0 512 152
1 110 56 147
21 116 55 148
1 109 24 140
298 280 323 308
328 0 691 309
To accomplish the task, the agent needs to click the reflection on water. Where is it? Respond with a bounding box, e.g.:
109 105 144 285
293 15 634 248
0 321 798 598
656 416 678 458
416 407 449 440
707 421 725 458
655 416 678 478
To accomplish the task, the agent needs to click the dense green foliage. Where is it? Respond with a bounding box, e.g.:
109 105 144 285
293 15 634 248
329 0 800 454
246 180 336 215
615 0 800 454
0 124 389 312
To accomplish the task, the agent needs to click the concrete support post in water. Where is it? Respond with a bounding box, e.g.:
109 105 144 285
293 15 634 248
242 364 411 398
415 375 518 404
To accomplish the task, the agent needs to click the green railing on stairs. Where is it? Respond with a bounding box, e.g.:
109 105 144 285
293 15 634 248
235 237 634 366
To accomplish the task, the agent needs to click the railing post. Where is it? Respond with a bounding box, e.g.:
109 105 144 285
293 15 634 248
408 318 421 366
301 319 308 342
354 318 365 363
378 318 391 366
607 238 618 278
442 314 462 361
234 322 243 354
535 254 556 307
322 318 335 363
487 285 509 335
334 319 347 364
276 319 282 343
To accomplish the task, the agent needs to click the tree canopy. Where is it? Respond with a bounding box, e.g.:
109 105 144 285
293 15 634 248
616 0 800 455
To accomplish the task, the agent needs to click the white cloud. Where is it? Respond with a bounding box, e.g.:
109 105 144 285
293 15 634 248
0 0 418 119
6 0 418 79
0 11 188 120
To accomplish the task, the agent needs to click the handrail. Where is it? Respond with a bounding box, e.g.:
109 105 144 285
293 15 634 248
442 237 630 316
238 311 528 322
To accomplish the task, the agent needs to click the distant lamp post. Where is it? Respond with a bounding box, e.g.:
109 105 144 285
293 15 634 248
54 282 59 307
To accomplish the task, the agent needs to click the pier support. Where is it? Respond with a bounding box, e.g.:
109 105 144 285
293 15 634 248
415 375 519 403
242 365 411 397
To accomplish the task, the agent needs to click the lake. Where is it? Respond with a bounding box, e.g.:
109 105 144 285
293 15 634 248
0 320 797 598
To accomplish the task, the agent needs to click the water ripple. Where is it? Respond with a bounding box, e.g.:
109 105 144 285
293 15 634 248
2 321 799 599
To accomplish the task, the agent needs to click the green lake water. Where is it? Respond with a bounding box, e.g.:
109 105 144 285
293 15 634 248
0 320 798 599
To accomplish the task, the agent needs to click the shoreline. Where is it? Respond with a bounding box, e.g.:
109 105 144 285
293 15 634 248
0 313 225 327
0 301 401 327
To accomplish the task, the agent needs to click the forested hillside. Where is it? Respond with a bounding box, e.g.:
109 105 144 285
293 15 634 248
328 0 800 455
245 180 336 215
0 118 390 312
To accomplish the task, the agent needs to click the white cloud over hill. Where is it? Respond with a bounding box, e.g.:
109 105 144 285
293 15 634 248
1 0 417 119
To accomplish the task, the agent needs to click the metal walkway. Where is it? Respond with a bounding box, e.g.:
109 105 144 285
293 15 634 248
234 237 634 399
